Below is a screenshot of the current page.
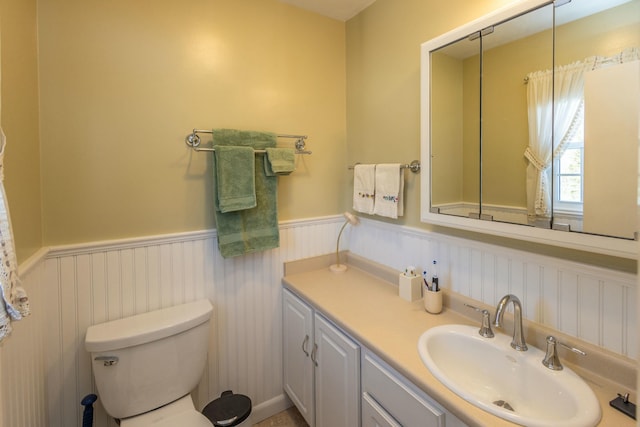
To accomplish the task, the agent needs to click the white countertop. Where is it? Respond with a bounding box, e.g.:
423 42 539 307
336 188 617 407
282 253 636 427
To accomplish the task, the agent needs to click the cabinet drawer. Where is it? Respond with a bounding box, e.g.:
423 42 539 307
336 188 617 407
362 351 444 427
362 392 402 427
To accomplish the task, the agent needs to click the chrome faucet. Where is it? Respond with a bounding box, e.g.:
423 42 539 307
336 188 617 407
464 303 494 338
542 335 586 370
493 294 527 351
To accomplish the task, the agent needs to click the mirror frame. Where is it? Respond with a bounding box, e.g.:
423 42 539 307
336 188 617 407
420 0 637 259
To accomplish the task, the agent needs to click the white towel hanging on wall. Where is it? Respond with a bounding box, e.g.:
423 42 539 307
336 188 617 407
373 163 404 219
353 164 376 214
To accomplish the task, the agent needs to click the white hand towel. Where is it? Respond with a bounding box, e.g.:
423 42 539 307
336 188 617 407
373 164 404 219
353 164 375 214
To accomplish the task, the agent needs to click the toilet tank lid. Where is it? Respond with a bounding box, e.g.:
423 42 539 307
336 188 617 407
84 299 213 353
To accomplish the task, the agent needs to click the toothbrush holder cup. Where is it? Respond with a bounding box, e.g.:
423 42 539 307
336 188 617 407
424 289 443 314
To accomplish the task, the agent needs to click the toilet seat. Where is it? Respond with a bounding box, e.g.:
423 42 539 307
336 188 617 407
120 395 212 427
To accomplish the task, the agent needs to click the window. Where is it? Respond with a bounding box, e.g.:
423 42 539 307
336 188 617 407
554 112 584 213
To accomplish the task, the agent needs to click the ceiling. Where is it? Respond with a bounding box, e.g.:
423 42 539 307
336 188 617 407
278 0 376 21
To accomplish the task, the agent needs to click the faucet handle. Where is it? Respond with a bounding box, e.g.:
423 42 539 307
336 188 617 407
464 304 495 338
542 335 586 371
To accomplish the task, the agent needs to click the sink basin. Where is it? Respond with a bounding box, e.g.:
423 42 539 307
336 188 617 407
418 324 601 427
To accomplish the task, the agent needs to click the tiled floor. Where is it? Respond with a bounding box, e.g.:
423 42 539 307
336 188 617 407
253 406 308 427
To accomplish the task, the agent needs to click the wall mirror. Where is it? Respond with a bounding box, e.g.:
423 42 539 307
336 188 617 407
421 0 639 258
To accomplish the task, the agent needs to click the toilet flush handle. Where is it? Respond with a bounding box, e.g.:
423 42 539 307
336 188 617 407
94 356 119 366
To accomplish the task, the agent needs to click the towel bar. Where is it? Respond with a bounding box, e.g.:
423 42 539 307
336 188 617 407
185 129 312 154
348 160 421 173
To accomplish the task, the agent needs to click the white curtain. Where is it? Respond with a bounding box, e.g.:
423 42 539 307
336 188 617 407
0 129 30 343
524 60 590 223
525 48 640 223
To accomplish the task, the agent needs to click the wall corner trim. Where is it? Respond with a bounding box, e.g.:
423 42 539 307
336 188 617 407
45 230 217 258
44 215 344 259
18 247 50 276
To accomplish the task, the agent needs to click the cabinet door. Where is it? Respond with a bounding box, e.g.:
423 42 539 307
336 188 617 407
282 290 315 426
362 393 401 427
314 313 360 427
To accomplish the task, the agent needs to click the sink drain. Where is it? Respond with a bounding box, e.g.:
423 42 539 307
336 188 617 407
493 400 515 412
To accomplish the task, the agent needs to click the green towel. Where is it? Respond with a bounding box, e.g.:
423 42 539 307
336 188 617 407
264 148 296 176
214 145 256 213
212 129 280 258
212 128 277 150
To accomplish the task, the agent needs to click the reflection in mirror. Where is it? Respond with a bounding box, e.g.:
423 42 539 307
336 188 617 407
482 4 553 226
428 0 639 239
422 0 639 257
430 36 480 219
550 0 639 239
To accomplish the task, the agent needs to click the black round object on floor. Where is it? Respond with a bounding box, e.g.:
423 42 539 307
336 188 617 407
202 390 252 427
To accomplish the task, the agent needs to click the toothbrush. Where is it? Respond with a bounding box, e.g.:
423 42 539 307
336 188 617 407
431 260 439 292
422 271 431 291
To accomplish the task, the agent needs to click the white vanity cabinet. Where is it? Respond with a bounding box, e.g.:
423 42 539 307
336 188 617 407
283 288 466 427
282 289 360 427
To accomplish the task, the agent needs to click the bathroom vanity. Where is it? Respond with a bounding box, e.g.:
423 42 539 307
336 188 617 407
282 253 635 427
283 288 460 427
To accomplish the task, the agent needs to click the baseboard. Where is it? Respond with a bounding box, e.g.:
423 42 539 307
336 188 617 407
250 393 293 424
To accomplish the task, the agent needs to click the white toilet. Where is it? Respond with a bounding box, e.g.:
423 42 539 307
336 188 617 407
84 299 214 426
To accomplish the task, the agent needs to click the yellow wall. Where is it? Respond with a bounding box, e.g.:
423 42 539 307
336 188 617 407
1 0 636 271
0 0 43 262
37 0 347 246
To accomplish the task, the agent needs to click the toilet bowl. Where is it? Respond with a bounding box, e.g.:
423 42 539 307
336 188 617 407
84 299 214 426
120 395 211 427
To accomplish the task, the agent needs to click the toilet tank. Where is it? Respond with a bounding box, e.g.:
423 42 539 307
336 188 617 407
85 299 213 419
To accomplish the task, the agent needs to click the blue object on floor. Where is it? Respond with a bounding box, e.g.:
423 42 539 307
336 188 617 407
81 394 98 427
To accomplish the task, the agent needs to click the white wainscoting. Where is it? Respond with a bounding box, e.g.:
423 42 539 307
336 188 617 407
0 216 636 427
350 218 637 359
5 217 341 427
46 217 342 427
1 250 48 427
